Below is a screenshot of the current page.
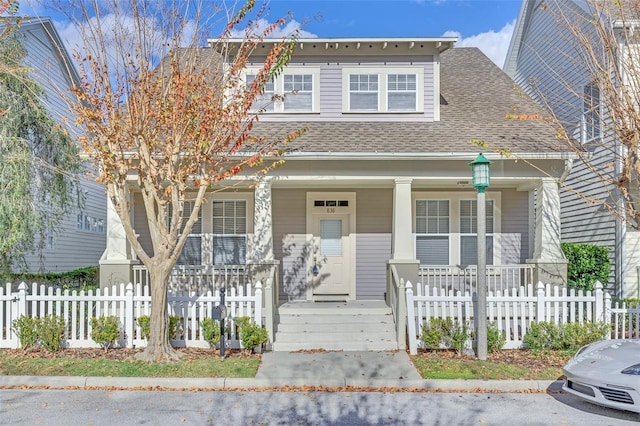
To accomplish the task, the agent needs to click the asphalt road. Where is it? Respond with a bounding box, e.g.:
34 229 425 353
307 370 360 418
1 389 639 425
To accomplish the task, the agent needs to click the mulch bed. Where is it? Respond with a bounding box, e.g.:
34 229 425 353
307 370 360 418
413 348 570 369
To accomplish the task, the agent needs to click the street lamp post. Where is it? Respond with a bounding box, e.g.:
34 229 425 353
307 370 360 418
470 153 491 361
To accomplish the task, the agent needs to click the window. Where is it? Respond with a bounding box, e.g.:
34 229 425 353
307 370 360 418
77 214 83 230
46 229 54 249
212 200 247 265
583 82 600 142
284 74 313 111
170 201 202 266
349 74 379 111
414 193 500 266
343 67 423 113
459 200 494 266
244 68 319 113
246 74 275 113
415 200 450 265
388 74 417 111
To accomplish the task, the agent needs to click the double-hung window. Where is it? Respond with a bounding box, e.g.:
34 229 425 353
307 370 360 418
246 74 275 113
212 200 247 265
583 82 600 143
459 199 494 266
415 200 450 265
343 67 423 113
172 201 202 266
349 74 379 111
284 74 313 112
388 74 417 111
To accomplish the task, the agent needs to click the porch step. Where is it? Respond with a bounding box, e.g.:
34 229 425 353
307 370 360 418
273 301 398 352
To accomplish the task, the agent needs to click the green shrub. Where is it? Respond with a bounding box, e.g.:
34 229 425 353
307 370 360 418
90 316 121 350
10 266 99 291
235 316 267 352
487 322 506 354
420 318 470 355
200 318 221 348
11 315 39 349
561 243 610 291
137 315 182 341
36 315 66 352
524 321 608 352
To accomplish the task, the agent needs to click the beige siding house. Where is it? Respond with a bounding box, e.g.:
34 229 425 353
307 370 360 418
100 38 573 349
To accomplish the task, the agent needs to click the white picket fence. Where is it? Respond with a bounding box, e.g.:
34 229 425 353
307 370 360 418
405 280 612 355
611 302 640 340
0 281 263 349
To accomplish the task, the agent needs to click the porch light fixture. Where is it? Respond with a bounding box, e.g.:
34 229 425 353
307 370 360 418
469 153 491 361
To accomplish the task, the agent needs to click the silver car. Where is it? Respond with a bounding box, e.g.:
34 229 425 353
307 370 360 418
563 339 640 414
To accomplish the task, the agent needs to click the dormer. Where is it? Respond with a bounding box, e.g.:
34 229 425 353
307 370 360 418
209 37 456 122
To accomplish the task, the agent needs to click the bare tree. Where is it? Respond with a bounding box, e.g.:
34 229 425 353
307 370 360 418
55 0 304 361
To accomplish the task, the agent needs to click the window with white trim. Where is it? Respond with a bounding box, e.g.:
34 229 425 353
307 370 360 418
415 200 450 265
244 68 319 113
349 74 379 111
246 74 275 113
388 74 417 111
583 82 600 143
170 201 202 266
459 199 494 266
343 67 423 113
414 193 500 266
284 74 313 111
212 200 247 265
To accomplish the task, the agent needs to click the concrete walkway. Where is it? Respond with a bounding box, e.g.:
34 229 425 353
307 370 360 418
0 350 564 392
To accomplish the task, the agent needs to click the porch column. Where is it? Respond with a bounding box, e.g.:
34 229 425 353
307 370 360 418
527 178 568 285
99 196 136 288
249 178 278 347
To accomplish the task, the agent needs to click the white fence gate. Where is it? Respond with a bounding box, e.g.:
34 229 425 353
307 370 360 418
0 281 263 349
405 280 611 355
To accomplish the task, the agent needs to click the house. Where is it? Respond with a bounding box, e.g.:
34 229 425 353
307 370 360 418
100 38 574 350
9 18 106 274
504 0 639 298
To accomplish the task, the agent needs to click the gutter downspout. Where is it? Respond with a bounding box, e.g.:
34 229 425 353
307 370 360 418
558 158 573 184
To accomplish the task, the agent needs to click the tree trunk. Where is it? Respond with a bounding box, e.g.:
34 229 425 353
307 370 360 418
135 264 182 362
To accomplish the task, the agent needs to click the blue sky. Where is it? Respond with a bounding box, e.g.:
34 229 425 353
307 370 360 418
18 0 523 67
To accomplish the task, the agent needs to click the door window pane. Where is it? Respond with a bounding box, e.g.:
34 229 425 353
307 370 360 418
320 219 342 256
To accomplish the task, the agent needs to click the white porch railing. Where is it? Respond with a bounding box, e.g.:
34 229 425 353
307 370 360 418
406 280 611 355
419 264 535 296
0 281 262 349
386 264 407 350
132 264 247 294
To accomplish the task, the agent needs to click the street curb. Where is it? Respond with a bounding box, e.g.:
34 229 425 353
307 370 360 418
0 376 565 392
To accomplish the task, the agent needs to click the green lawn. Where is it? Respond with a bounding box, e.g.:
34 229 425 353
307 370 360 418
0 350 259 378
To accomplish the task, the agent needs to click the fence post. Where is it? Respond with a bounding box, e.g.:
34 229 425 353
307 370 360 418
397 278 407 351
254 281 263 327
264 278 274 351
604 290 612 340
594 281 604 323
405 281 417 355
125 283 134 348
535 281 544 325
17 282 28 318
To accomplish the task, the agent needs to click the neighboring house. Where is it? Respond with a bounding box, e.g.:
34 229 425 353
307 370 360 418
14 18 106 273
100 38 573 349
504 0 638 298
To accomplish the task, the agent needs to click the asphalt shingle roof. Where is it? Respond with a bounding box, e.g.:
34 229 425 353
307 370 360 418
252 47 566 155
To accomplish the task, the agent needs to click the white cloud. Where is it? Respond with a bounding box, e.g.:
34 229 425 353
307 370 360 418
229 18 317 39
443 20 515 68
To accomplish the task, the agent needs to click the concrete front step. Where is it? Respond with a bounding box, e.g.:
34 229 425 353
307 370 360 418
273 300 398 351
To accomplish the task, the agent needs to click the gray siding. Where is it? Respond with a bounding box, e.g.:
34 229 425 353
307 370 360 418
133 193 153 257
20 22 107 272
256 56 436 122
511 0 618 283
501 189 530 263
272 189 308 301
355 189 392 300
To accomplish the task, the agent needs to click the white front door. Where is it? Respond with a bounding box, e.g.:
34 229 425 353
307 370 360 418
311 214 351 296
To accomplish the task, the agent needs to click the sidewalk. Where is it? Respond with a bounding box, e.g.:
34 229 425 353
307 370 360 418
0 351 564 392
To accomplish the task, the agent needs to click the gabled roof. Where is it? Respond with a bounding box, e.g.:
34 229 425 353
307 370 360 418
253 47 569 157
504 0 591 77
